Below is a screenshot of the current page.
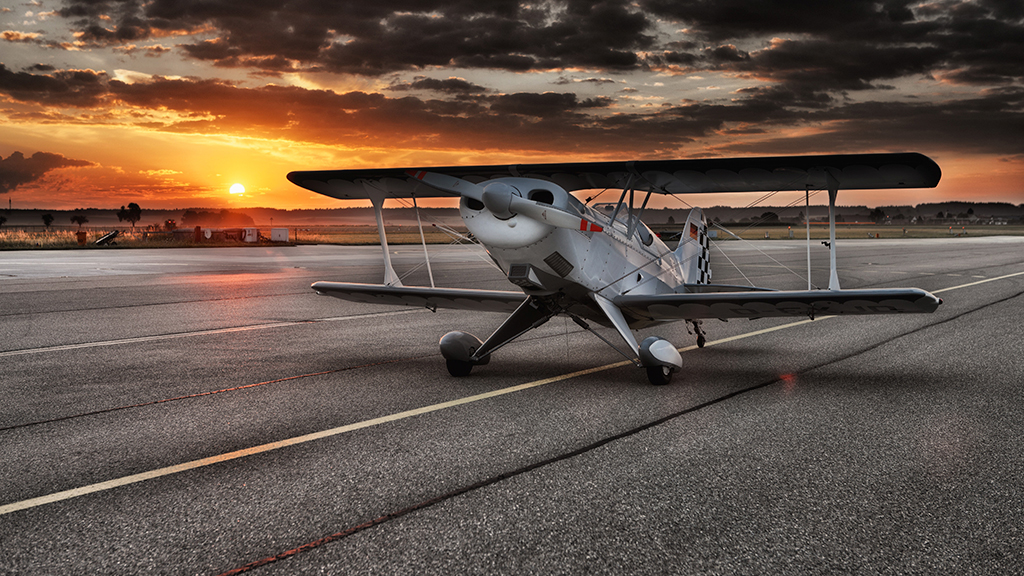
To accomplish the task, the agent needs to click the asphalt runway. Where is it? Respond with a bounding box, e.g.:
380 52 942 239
2 237 1023 574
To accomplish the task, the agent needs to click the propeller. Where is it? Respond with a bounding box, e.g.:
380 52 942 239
407 170 603 233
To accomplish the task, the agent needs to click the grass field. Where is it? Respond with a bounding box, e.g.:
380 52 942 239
0 225 470 249
686 224 1024 241
3 224 1022 249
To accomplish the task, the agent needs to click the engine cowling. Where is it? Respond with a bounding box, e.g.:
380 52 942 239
459 194 556 249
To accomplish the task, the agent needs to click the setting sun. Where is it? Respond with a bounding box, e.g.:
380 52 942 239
229 183 245 195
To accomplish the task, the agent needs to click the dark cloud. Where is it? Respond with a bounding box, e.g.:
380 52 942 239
0 151 93 194
732 39 946 92
641 0 1024 90
489 92 582 117
717 87 1024 157
641 0 937 44
39 0 1024 101
3 63 1021 158
48 0 1024 102
705 44 749 63
554 76 618 85
0 64 110 107
388 76 489 94
58 0 655 75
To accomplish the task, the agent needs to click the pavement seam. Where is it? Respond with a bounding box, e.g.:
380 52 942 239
214 285 1024 574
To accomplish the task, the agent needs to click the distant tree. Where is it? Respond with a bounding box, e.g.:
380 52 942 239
42 213 54 229
0 216 6 228
893 213 906 220
219 209 255 227
760 211 780 222
936 211 944 218
71 214 89 229
667 215 675 224
967 207 974 215
180 209 211 226
180 209 254 227
869 208 886 222
117 203 142 229
164 219 177 231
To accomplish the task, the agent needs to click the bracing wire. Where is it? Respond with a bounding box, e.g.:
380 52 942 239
665 188 828 289
384 196 504 283
706 230 754 286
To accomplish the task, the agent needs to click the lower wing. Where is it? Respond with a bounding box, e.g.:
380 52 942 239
616 288 942 321
312 282 526 313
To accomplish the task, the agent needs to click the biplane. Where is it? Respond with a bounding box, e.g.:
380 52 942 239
288 153 942 385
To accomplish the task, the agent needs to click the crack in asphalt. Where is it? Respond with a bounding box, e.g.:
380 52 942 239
216 287 1024 575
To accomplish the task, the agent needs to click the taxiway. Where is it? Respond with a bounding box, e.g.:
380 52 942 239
2 237 1023 574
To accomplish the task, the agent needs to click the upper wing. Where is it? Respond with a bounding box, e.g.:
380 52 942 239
312 282 525 313
615 288 942 321
288 153 940 200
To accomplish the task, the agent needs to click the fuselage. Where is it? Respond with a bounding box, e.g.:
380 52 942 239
458 177 684 327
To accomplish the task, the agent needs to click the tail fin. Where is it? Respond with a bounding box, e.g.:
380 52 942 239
674 208 711 285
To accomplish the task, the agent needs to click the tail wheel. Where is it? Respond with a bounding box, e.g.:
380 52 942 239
697 334 706 348
446 358 473 377
646 365 673 386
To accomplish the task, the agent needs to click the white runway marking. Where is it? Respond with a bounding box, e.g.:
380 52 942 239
3 271 1023 516
931 270 1024 294
0 317 814 516
0 309 420 358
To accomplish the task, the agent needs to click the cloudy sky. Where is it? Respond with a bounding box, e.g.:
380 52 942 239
1 0 1022 210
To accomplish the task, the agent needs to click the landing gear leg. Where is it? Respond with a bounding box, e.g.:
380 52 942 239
690 320 707 348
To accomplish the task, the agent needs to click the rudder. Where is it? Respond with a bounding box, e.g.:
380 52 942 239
674 208 711 285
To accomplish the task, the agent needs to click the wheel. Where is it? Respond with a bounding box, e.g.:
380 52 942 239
697 334 706 348
646 365 673 386
446 358 473 377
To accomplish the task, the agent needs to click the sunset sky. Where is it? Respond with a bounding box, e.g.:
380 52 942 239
1 0 1022 211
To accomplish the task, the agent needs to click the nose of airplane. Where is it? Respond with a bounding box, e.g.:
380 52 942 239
481 182 518 220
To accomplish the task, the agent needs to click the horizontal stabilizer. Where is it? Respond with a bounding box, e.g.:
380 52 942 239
616 288 941 320
312 282 525 313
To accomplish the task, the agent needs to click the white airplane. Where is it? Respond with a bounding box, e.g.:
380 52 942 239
288 153 943 385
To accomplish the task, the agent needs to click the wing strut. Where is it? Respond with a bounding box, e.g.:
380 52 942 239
805 186 812 291
412 194 435 288
826 172 840 290
608 174 633 226
363 183 402 286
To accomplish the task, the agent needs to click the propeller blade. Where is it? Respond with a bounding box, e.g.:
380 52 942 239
406 170 484 201
509 196 604 233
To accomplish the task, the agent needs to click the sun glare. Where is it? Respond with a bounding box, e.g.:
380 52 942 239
229 183 245 195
